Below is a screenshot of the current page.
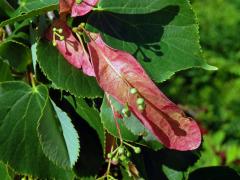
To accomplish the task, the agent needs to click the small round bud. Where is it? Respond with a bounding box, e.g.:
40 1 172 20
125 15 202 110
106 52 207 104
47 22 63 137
52 41 57 46
76 0 82 4
79 23 85 28
58 28 63 33
59 36 65 41
134 147 141 154
136 97 144 105
122 108 131 117
53 27 57 32
107 153 113 159
72 27 78 33
118 146 125 154
112 157 119 164
113 172 118 177
119 155 126 161
130 88 137 94
137 104 145 111
126 151 131 157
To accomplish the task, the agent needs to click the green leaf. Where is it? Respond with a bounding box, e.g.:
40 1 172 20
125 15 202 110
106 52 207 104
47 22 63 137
0 162 11 180
162 165 184 180
37 100 80 169
0 0 14 17
100 95 162 150
0 0 58 27
0 40 31 72
72 106 104 177
87 0 215 82
36 40 103 98
0 58 13 82
0 81 74 179
100 96 138 141
66 96 105 152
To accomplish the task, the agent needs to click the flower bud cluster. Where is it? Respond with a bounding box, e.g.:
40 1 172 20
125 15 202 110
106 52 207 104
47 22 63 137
52 27 64 46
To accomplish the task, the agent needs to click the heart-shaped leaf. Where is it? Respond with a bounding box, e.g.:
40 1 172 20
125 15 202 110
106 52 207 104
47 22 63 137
0 81 74 179
87 0 216 82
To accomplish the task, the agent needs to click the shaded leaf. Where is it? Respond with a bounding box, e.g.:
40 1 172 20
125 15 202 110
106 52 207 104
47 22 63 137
38 100 80 169
0 40 31 72
0 81 74 179
162 165 184 180
100 96 138 142
0 0 14 17
66 96 105 152
36 40 103 98
188 166 240 180
88 34 201 151
87 0 216 82
0 0 58 27
0 162 11 180
0 58 13 82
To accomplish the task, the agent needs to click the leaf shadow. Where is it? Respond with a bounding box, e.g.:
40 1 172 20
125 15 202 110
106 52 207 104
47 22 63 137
87 5 180 62
132 146 202 179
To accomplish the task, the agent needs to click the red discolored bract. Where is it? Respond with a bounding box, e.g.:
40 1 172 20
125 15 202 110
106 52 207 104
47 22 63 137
59 0 99 17
87 33 202 151
45 19 95 76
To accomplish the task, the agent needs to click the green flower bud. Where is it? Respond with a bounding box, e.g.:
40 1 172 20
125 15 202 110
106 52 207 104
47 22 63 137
53 27 57 32
118 146 125 154
107 153 113 159
112 157 119 164
52 41 57 46
76 0 82 4
134 147 141 154
72 27 78 33
122 107 131 117
137 104 145 111
59 36 65 41
136 97 144 105
119 155 127 161
130 88 137 94
58 28 63 33
126 151 131 157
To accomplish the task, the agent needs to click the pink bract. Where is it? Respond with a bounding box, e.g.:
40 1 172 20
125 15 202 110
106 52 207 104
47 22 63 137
46 19 95 76
87 33 201 151
59 0 99 17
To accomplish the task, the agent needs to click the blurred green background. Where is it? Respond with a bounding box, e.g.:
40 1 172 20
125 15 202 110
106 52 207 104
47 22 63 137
162 0 240 172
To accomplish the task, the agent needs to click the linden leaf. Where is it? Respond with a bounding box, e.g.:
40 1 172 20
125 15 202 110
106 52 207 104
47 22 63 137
59 0 99 17
46 19 95 76
87 33 201 151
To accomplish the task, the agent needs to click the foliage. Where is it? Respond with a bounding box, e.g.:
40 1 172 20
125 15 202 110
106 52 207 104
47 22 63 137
162 0 240 174
0 0 239 179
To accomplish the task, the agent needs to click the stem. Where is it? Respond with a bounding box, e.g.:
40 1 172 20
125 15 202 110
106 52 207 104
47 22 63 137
29 73 36 89
123 141 136 149
105 93 123 144
75 32 92 62
97 145 114 180
114 117 123 145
